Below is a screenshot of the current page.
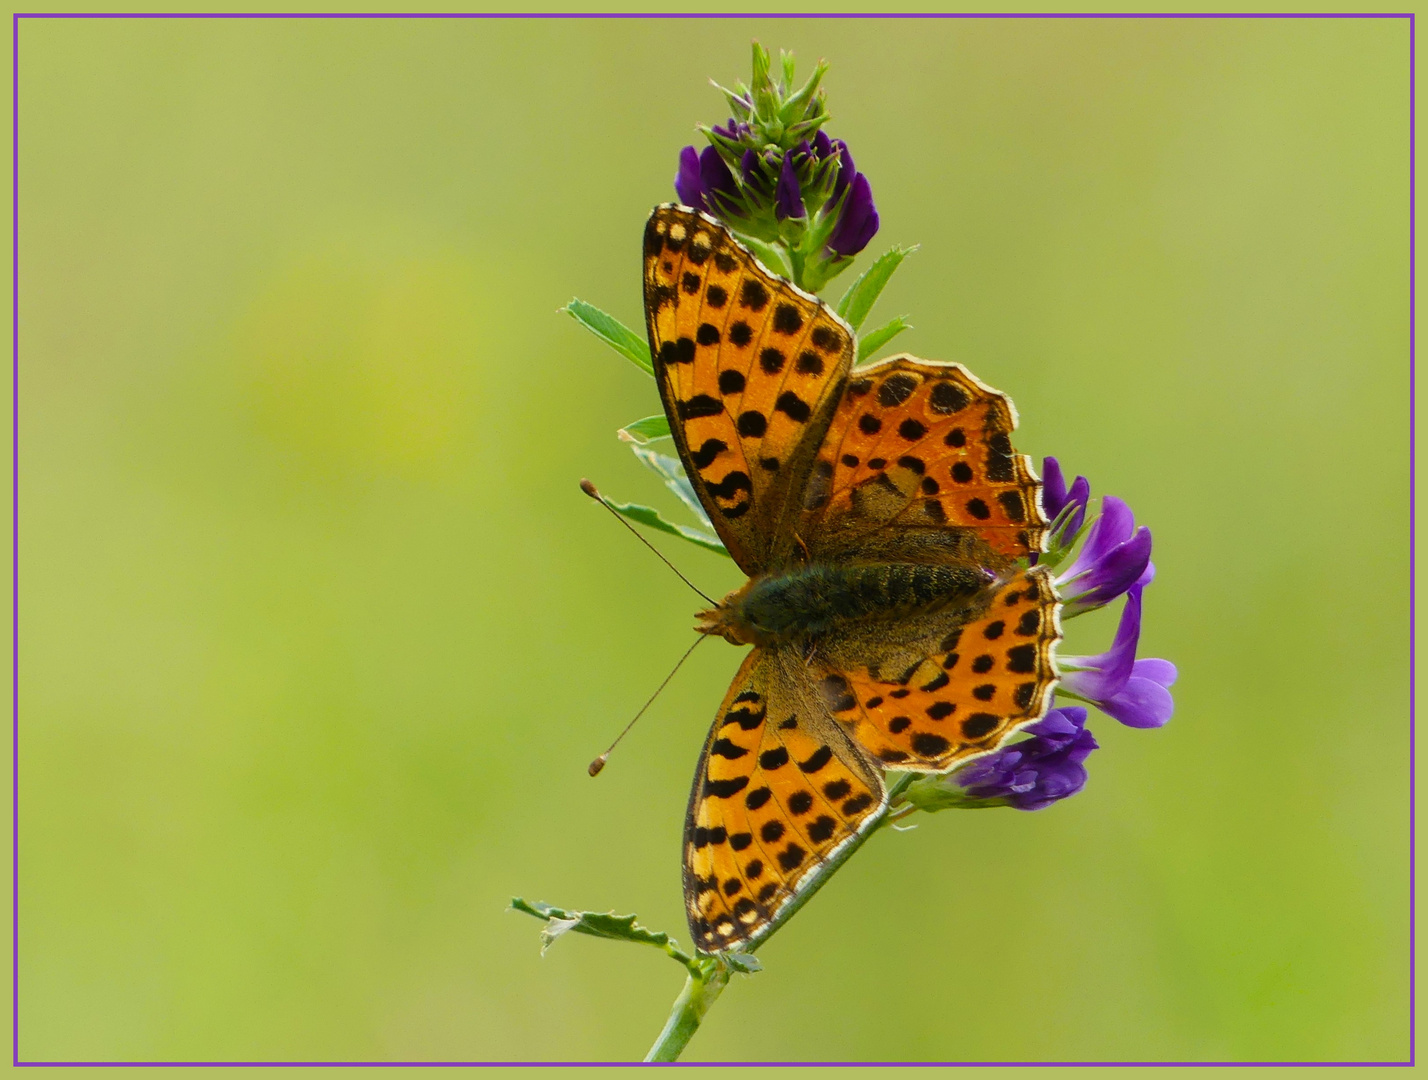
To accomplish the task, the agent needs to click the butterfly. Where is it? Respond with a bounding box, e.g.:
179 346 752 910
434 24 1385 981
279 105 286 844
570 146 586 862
641 205 1062 954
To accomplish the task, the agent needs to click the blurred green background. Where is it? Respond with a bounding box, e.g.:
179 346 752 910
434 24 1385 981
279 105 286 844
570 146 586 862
19 15 1409 1063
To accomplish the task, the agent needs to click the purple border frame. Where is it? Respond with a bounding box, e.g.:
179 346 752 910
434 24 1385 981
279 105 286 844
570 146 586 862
8 10 1416 1074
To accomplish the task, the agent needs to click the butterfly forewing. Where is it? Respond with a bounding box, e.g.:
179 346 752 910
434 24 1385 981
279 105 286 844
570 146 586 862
799 356 1049 565
684 648 887 952
644 205 855 574
817 567 1062 771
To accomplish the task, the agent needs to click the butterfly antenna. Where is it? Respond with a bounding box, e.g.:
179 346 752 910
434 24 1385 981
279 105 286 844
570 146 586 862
579 479 716 605
588 634 707 777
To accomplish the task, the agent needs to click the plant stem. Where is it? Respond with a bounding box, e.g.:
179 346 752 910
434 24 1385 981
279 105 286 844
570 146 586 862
644 963 730 1062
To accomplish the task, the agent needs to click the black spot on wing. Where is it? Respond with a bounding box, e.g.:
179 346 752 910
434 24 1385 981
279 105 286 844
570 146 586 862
775 391 811 423
962 714 999 739
706 471 752 500
796 350 824 375
1007 644 1037 673
807 816 837 842
718 370 745 395
758 747 789 770
737 411 768 438
878 373 917 407
986 432 1015 482
929 381 970 414
678 395 723 419
798 746 832 773
772 303 803 334
911 732 950 757
704 775 749 798
810 325 843 353
740 280 769 311
691 439 727 469
842 793 875 815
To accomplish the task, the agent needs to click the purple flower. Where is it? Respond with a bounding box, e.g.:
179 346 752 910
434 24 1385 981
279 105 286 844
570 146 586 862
1056 495 1152 612
950 707 1099 810
775 152 806 220
712 116 752 143
826 172 879 256
1059 586 1177 729
1042 456 1090 540
832 141 856 201
811 128 834 160
674 145 740 217
675 145 704 209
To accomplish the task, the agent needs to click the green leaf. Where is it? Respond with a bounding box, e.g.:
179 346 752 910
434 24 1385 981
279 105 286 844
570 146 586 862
630 445 712 528
856 316 912 362
722 952 763 974
899 775 1008 813
617 415 672 444
835 245 917 332
561 298 652 376
603 496 729 557
738 234 794 280
510 898 701 975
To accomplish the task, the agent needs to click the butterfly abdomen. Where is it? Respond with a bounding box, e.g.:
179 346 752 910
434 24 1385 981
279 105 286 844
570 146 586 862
733 563 993 643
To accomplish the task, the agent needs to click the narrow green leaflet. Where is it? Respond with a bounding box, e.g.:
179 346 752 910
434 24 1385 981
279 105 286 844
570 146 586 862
562 298 653 376
631 445 713 529
835 245 917 332
510 898 702 975
856 316 912 363
899 775 1005 813
604 497 728 556
738 234 794 280
618 414 672 444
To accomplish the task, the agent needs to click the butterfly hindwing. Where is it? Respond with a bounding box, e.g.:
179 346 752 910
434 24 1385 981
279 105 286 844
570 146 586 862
799 356 1049 566
644 205 856 574
684 647 887 952
816 567 1062 771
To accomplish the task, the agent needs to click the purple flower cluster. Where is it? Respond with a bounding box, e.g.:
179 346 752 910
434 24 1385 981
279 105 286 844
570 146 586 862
1043 455 1175 730
674 127 879 258
675 145 740 219
950 707 1099 810
1060 586 1177 729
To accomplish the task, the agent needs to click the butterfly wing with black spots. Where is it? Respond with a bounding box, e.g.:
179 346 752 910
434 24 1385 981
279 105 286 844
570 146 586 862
815 567 1062 772
644 205 856 574
683 647 887 953
798 355 1049 567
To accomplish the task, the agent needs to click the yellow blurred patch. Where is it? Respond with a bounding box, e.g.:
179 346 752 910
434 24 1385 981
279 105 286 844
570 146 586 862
238 248 483 479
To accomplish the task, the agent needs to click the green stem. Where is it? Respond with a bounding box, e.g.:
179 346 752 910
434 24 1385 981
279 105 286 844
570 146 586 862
644 962 730 1062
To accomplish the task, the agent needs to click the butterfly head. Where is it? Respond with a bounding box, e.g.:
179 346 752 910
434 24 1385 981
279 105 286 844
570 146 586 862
693 580 765 647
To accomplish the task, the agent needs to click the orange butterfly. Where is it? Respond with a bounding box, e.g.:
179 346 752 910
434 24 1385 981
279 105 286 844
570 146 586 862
643 205 1063 953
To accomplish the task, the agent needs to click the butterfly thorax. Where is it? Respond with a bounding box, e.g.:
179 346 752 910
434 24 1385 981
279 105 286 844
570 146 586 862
696 562 995 648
